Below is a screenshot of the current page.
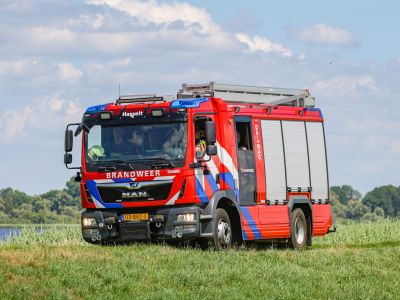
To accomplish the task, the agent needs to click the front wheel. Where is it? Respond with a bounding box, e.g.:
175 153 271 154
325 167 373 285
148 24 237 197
211 208 232 250
289 208 308 249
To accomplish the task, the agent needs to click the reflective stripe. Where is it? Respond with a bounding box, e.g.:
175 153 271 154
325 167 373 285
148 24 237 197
93 179 116 184
165 191 180 205
216 142 238 187
195 177 209 203
92 198 105 209
153 176 175 181
241 207 261 239
206 157 220 189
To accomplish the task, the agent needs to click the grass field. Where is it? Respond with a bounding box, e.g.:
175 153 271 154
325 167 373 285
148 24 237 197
1 220 400 300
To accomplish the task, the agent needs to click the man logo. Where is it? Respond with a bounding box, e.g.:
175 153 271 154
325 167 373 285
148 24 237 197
129 182 139 188
122 191 148 198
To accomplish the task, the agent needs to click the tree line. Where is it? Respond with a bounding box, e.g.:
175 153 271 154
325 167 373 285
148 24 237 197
0 178 399 224
330 185 400 221
0 177 81 224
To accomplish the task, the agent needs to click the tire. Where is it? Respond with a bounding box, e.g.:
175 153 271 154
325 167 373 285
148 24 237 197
211 208 233 251
289 208 307 249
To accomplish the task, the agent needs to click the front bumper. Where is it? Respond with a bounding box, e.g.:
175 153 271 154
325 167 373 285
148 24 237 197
81 206 211 243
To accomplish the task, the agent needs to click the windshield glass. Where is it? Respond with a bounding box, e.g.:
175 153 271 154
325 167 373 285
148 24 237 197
85 122 187 170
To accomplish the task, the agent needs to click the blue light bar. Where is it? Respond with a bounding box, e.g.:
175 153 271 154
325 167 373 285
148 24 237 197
304 107 323 118
170 97 209 109
85 103 109 114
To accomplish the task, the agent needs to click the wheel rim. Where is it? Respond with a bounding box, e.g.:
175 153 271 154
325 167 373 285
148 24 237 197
217 219 231 246
294 217 305 245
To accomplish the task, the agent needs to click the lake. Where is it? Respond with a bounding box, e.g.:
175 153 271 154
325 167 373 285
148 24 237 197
0 227 23 241
0 226 46 242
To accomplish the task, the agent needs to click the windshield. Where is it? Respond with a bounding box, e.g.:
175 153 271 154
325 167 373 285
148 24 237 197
85 122 187 171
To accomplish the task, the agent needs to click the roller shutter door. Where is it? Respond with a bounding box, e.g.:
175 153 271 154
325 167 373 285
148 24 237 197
282 121 310 191
306 122 329 200
261 120 286 201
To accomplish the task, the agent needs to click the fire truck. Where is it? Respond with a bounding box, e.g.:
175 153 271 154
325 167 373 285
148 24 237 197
64 82 334 249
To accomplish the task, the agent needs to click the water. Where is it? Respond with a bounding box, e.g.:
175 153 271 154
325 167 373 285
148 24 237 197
0 227 23 241
0 226 45 242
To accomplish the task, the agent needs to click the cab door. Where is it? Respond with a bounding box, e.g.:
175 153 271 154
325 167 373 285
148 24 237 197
234 117 256 205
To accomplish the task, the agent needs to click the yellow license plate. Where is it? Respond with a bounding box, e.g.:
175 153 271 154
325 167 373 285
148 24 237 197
121 213 149 222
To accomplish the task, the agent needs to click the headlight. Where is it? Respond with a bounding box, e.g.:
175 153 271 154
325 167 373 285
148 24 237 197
176 213 195 222
82 217 97 226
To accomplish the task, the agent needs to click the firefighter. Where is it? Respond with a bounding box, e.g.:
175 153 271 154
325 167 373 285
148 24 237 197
237 130 247 150
129 129 144 156
106 127 131 156
195 138 207 159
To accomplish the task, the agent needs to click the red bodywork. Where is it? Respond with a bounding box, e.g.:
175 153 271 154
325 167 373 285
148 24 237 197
80 97 332 240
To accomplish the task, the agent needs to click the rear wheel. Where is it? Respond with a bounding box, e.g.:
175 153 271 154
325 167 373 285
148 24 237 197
289 208 307 249
212 208 232 250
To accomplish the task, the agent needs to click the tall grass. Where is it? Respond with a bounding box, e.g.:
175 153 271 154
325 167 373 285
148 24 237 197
314 218 400 247
3 225 82 247
2 218 399 248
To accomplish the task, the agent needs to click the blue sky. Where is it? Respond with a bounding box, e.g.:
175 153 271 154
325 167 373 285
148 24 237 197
0 0 399 195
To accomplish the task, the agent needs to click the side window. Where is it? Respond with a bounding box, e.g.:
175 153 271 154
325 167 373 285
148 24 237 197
194 118 207 159
87 125 103 161
236 122 253 151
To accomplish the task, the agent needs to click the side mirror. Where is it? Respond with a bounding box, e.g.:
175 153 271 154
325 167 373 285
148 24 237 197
206 145 217 156
64 153 73 165
205 121 216 145
64 122 81 170
65 129 73 152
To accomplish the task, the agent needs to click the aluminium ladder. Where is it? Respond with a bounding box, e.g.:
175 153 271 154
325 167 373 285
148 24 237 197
177 82 315 107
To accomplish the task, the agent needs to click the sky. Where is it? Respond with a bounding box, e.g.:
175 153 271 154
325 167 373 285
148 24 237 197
0 0 399 195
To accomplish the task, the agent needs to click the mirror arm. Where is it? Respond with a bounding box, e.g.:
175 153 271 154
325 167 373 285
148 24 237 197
66 123 81 132
189 154 212 169
65 165 82 170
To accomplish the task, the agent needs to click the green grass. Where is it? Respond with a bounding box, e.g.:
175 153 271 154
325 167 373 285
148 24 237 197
1 220 400 300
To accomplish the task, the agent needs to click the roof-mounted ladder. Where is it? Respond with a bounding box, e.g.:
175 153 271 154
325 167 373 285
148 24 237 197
115 94 174 105
177 82 315 107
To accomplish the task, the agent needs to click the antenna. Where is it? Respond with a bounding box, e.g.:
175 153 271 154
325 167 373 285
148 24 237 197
118 83 121 98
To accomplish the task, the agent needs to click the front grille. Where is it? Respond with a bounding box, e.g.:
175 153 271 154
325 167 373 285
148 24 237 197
97 181 173 203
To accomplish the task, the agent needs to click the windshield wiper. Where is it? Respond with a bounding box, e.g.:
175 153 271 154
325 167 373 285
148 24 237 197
147 157 175 169
95 158 174 171
97 165 117 172
96 160 143 171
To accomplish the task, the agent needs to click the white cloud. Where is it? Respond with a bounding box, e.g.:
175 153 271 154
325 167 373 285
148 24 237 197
0 59 37 76
293 23 356 46
0 106 32 142
0 95 83 143
57 63 83 81
86 0 233 48
313 75 379 97
236 33 293 57
66 102 81 116
48 96 64 112
87 0 217 34
30 27 75 45
67 14 105 29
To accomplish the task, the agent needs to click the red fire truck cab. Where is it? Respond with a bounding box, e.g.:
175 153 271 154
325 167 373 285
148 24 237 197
64 82 334 249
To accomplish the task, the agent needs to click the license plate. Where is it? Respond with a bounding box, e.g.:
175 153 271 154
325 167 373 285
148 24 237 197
121 213 149 222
